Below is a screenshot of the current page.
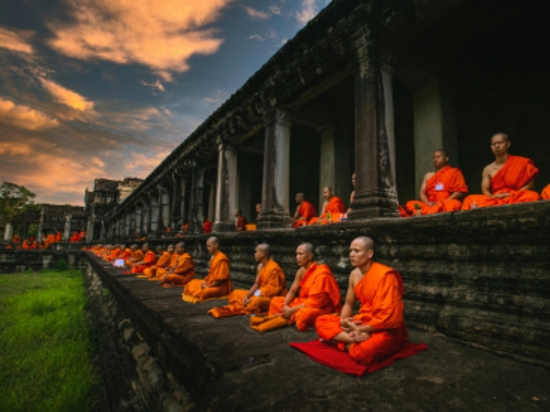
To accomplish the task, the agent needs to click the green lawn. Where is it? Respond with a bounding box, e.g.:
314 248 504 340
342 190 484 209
0 270 97 412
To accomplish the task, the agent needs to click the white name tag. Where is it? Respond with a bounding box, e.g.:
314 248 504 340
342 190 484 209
114 259 125 267
435 183 444 191
254 289 262 297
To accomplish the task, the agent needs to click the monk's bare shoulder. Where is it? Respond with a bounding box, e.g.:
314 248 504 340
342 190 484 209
425 171 436 180
349 268 362 287
295 266 306 280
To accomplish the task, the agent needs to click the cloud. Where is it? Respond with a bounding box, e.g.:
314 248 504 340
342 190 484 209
39 78 95 111
140 79 165 92
92 157 105 168
47 0 235 80
270 6 281 15
0 26 34 54
124 151 170 176
0 97 59 130
248 29 278 42
205 89 228 104
296 0 322 25
244 7 270 19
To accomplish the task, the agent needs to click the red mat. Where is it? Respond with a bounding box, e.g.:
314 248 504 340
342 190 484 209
290 339 427 377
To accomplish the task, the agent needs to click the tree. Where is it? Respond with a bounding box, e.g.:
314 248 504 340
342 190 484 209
0 182 37 229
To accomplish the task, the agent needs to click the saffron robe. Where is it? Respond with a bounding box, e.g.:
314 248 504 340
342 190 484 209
462 155 540 209
118 249 132 261
56 232 61 242
106 248 122 262
12 235 20 243
183 252 231 301
203 220 213 233
48 234 55 244
404 166 468 216
69 232 78 242
308 197 345 225
542 184 550 200
236 216 248 231
316 262 408 366
163 253 196 286
150 252 181 280
22 240 30 249
39 239 50 249
142 251 172 278
209 259 287 318
126 250 144 267
131 251 157 274
259 263 342 332
293 201 316 228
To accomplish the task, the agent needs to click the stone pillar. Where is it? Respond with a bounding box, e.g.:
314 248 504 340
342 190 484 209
3 222 13 242
214 142 237 232
37 209 44 241
189 163 205 235
257 108 292 229
318 125 336 211
86 217 94 243
150 194 159 233
129 211 136 237
412 80 458 194
382 68 397 185
125 213 131 237
349 32 399 219
171 173 183 231
159 187 170 233
142 201 150 234
100 221 106 241
135 204 142 236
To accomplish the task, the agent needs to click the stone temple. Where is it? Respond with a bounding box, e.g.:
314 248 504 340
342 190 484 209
2 0 550 410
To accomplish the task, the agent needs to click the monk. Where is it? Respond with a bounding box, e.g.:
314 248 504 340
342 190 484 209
183 236 231 301
347 173 356 214
308 187 345 225
159 242 196 287
292 193 316 228
234 210 248 232
315 236 409 366
462 133 540 210
125 245 144 267
105 245 122 262
69 232 78 242
130 243 157 274
143 245 174 279
48 234 55 244
256 203 262 220
30 241 37 249
118 245 132 261
30 235 34 242
56 232 61 242
203 219 213 234
402 150 468 216
39 236 50 249
208 244 286 318
12 235 20 243
252 243 341 333
541 184 550 200
22 239 30 249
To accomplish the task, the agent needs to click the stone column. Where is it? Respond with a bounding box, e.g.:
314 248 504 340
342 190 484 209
3 222 13 242
150 194 159 233
214 142 237 232
382 67 397 185
349 32 399 219
257 108 292 229
171 173 183 231
318 125 336 211
158 186 170 233
37 209 44 241
135 204 142 236
100 221 106 241
142 200 150 234
124 213 130 237
189 163 205 235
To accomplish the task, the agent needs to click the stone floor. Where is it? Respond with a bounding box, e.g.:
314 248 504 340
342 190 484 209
91 256 550 412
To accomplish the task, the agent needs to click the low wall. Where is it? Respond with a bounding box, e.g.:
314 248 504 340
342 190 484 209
138 201 550 364
0 250 87 273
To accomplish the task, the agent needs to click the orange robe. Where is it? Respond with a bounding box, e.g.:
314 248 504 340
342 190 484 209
209 259 287 318
404 166 468 216
12 235 20 243
56 232 61 242
316 263 408 366
30 235 34 242
31 241 37 249
151 252 182 280
236 216 248 231
131 251 157 274
203 220 213 233
263 263 342 332
163 253 196 286
183 252 231 300
22 240 30 249
69 232 78 242
293 201 316 228
142 251 172 278
462 155 540 210
48 234 55 244
542 184 550 200
126 250 144 267
106 248 122 262
118 249 132 261
39 239 50 249
308 197 345 225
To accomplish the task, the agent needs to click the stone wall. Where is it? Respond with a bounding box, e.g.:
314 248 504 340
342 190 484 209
0 250 87 274
145 201 550 365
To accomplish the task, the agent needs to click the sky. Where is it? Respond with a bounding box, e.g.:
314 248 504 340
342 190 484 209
0 0 330 205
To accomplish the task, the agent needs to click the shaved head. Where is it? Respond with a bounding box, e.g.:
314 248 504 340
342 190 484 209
434 149 447 157
208 236 219 246
299 242 315 255
492 133 509 142
257 243 270 257
156 246 163 252
176 242 185 248
353 236 374 251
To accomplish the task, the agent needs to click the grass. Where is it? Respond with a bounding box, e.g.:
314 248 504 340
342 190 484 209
0 270 97 412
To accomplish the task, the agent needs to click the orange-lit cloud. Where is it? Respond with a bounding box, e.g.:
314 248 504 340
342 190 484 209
124 151 170 176
245 7 270 19
0 97 59 130
47 0 235 80
297 0 322 25
140 79 165 92
39 78 94 111
0 26 34 54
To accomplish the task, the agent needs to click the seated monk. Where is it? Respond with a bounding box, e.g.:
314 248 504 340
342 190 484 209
234 210 248 232
256 203 262 221
159 242 196 287
48 234 55 244
402 150 468 216
315 237 409 366
56 232 61 242
100 245 112 260
347 173 356 214
78 231 86 241
105 245 122 262
69 232 78 242
125 244 144 268
31 241 37 249
22 239 30 249
462 133 540 210
292 193 316 228
12 235 20 243
130 243 157 274
203 219 213 234
183 236 231 301
39 235 51 250
30 235 34 242
117 245 132 261
143 245 174 279
308 187 345 225
252 243 341 333
542 184 550 200
209 243 286 318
